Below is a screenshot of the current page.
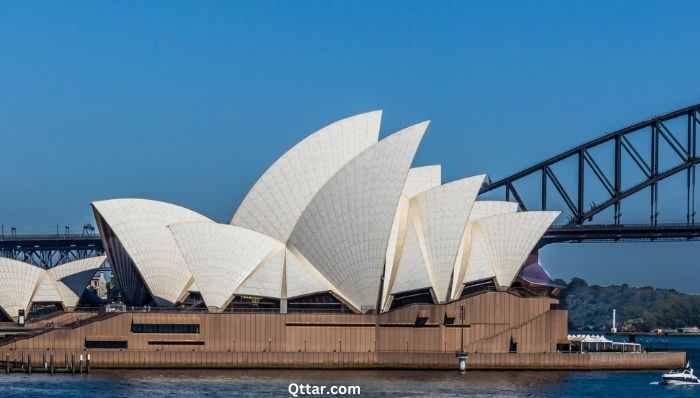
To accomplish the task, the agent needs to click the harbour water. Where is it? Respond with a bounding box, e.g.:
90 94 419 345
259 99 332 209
0 336 698 397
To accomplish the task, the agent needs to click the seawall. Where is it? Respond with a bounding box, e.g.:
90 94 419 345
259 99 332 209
0 350 685 370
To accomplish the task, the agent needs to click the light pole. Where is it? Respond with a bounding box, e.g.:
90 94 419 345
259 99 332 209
459 305 465 354
457 305 467 372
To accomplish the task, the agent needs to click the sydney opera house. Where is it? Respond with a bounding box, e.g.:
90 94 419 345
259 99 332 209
5 111 678 370
87 111 559 315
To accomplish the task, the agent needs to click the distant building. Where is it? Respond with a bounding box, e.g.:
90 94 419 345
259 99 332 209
90 271 108 300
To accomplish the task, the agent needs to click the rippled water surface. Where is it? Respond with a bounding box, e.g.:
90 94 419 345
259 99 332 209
0 336 697 397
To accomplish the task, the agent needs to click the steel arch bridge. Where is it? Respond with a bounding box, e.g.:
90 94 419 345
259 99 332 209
479 103 700 245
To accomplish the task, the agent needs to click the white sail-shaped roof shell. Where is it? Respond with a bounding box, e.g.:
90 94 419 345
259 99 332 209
390 212 431 294
402 165 442 199
188 279 201 293
47 256 107 309
288 122 427 312
0 256 105 319
32 275 62 303
463 229 497 283
475 211 559 288
381 165 441 311
235 247 286 298
381 196 410 308
170 222 284 311
284 247 346 300
409 175 485 302
231 111 382 242
0 257 44 319
92 199 212 306
0 258 45 319
451 201 519 299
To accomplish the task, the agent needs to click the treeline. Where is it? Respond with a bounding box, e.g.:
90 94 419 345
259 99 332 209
558 278 700 332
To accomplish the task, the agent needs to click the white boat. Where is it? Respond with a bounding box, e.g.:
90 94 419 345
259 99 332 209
662 362 699 385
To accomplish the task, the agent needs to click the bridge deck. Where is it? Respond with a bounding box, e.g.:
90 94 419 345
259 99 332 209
3 223 700 253
0 234 104 268
0 234 102 249
542 224 700 245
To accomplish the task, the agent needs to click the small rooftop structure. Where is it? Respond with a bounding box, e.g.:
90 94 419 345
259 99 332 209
519 262 564 288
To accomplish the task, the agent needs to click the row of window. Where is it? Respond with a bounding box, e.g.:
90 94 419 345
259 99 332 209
130 323 200 334
83 339 205 348
85 340 128 349
147 340 205 345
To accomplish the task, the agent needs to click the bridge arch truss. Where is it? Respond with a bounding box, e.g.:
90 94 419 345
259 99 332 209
480 103 700 228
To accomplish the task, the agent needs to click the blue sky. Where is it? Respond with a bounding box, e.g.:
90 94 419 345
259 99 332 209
1 1 699 292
